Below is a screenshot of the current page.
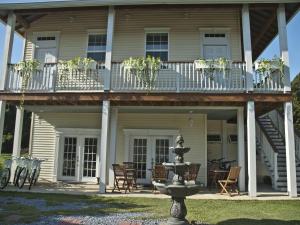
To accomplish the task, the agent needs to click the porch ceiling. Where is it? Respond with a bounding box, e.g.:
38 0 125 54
0 3 299 59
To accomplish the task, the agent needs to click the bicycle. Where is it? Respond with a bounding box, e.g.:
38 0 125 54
0 159 12 189
16 157 31 189
27 158 46 190
13 156 23 186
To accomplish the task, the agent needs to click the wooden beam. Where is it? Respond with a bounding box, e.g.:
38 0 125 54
16 14 30 29
0 92 292 103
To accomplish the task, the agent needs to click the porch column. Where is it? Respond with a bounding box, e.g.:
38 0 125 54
247 101 257 197
12 107 24 157
99 100 110 193
284 102 297 197
277 4 291 93
104 6 115 90
53 131 63 182
237 107 246 192
108 107 118 187
242 4 254 92
0 12 16 154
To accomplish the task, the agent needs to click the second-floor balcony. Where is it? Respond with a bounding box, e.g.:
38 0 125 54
5 61 284 93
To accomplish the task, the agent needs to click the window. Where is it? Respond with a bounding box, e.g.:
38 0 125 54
87 34 106 62
207 134 222 143
37 36 56 41
228 134 238 144
146 33 168 61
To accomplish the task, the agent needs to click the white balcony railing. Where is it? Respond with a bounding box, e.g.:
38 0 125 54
4 61 285 93
111 61 246 92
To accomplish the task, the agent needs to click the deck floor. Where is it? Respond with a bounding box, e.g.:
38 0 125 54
2 182 299 200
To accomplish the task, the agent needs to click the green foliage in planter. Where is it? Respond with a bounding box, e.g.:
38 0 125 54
14 60 41 106
292 73 300 131
57 57 97 86
194 57 231 79
122 56 161 90
255 56 285 80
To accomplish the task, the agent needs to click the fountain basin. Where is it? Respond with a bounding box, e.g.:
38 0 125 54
153 182 201 198
163 162 190 171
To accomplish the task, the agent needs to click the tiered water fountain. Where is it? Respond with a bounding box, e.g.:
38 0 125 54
154 135 201 225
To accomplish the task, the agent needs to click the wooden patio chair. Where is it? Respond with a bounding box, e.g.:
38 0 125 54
112 164 134 194
184 163 201 183
123 162 137 189
218 166 241 196
152 165 168 193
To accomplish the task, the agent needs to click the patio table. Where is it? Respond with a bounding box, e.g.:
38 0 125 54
208 169 229 190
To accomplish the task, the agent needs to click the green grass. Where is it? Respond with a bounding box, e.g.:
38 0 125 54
0 192 300 225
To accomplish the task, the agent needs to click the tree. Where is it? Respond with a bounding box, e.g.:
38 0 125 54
291 73 300 131
1 104 31 154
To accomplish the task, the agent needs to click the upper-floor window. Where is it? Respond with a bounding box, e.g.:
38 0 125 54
145 33 168 61
87 34 107 62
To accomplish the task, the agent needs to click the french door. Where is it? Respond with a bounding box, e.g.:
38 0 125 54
130 136 173 184
60 135 100 182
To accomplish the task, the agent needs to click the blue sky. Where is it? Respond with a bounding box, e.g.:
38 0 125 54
0 1 299 80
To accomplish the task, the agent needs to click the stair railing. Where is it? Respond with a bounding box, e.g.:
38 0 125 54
256 121 279 189
267 109 300 162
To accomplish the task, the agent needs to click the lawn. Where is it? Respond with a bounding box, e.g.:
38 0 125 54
0 191 299 225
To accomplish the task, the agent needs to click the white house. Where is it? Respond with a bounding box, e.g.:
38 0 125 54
0 0 299 197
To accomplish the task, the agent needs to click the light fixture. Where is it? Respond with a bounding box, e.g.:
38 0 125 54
188 110 194 127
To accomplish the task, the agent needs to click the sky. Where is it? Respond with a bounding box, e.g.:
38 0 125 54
0 1 300 80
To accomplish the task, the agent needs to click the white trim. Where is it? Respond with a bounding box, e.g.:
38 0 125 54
86 32 107 57
199 27 231 59
123 129 179 136
87 29 107 34
32 31 60 62
55 128 101 182
144 27 170 32
144 30 170 61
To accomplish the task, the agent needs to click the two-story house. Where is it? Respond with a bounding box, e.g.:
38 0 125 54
0 0 299 197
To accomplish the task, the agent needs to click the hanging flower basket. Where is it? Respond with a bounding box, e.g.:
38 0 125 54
255 57 285 79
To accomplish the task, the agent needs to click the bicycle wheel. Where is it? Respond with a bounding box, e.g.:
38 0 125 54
13 166 20 186
28 169 36 190
0 169 10 189
33 168 40 185
17 167 28 189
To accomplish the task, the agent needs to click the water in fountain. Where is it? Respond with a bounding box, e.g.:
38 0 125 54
153 135 201 225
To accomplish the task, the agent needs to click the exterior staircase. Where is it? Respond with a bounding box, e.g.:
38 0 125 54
257 115 300 192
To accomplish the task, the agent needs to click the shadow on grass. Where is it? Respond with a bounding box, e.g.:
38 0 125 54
217 219 300 225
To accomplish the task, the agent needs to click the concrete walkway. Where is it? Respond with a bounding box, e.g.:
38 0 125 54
2 182 300 200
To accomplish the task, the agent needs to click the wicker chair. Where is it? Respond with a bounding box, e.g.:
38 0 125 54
152 165 168 193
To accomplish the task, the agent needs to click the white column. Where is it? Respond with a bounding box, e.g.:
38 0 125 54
242 4 254 92
277 4 291 92
222 120 228 160
247 101 257 197
99 100 110 193
0 12 16 154
104 6 115 90
108 107 118 187
284 102 297 197
237 107 246 192
12 107 24 157
53 131 62 183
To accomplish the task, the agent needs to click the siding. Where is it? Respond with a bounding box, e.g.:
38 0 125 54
115 113 207 184
31 112 102 182
24 8 242 62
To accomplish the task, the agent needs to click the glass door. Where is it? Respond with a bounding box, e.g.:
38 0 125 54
81 137 99 182
153 137 172 165
131 137 151 184
61 137 79 181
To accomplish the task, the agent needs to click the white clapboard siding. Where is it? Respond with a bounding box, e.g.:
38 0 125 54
116 113 207 183
31 112 102 181
24 8 241 62
31 114 56 182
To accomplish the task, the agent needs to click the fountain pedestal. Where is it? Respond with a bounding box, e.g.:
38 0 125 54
153 135 201 225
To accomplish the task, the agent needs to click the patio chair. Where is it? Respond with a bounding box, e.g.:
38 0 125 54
112 164 134 194
123 162 137 189
218 166 241 196
184 163 201 183
152 165 168 193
